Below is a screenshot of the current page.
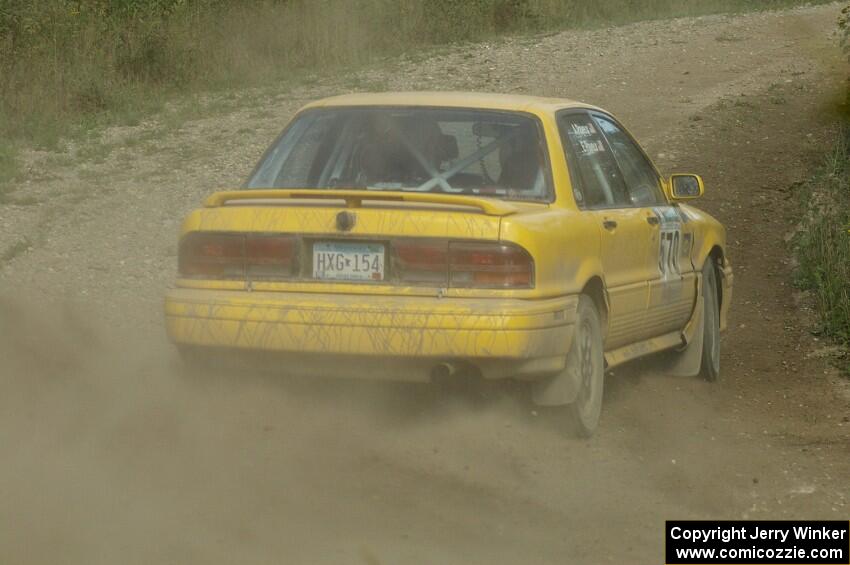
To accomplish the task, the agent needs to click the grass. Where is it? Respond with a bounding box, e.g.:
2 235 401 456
0 142 19 187
0 0 840 193
794 125 850 373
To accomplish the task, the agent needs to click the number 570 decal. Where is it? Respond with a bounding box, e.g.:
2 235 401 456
654 208 683 278
659 230 681 277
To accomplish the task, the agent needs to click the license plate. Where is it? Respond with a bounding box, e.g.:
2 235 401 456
312 242 385 281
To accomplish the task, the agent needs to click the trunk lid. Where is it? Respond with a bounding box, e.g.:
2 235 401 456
186 190 506 239
178 190 523 295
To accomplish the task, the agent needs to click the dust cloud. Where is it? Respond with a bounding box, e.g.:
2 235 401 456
0 295 585 564
3 293 807 565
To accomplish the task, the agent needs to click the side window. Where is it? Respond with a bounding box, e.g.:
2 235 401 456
592 115 666 207
558 113 629 208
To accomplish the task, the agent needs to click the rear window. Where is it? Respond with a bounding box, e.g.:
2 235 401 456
246 107 553 202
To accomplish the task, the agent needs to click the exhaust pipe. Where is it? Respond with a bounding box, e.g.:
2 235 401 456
430 362 458 381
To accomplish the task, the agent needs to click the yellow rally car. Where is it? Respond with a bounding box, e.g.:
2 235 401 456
165 92 732 436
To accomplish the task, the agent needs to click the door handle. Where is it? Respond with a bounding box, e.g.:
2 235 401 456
602 219 618 231
646 215 660 226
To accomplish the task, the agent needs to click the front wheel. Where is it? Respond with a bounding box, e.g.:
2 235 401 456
700 260 721 381
567 295 605 437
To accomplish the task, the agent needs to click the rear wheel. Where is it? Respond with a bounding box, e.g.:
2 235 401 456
567 295 605 437
700 260 721 381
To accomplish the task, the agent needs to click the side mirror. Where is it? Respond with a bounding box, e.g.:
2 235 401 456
669 174 704 201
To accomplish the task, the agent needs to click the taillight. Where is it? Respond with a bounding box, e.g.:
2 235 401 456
392 240 449 285
449 242 534 289
391 240 533 289
179 233 296 279
245 235 296 279
179 233 244 278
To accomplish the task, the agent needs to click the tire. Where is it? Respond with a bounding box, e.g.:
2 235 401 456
699 260 721 381
567 295 605 437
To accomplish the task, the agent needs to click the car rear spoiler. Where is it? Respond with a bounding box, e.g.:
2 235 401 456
203 189 519 217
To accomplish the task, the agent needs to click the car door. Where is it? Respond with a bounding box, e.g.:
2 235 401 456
591 114 697 337
558 111 656 349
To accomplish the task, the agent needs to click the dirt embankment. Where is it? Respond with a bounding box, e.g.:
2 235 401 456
1 4 848 565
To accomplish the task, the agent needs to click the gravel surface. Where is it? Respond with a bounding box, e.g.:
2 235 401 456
1 4 848 564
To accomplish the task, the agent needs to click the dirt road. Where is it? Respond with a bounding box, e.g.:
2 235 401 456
1 4 849 564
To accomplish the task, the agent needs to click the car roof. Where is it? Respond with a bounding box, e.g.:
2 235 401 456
300 91 603 115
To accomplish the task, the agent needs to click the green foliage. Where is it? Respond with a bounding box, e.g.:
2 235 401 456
795 126 850 365
0 0 837 151
0 142 19 189
795 8 850 369
840 2 850 54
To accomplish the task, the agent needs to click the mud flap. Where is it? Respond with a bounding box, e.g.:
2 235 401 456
531 360 580 406
663 287 705 377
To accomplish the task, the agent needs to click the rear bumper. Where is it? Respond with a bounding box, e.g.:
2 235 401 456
165 289 577 379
